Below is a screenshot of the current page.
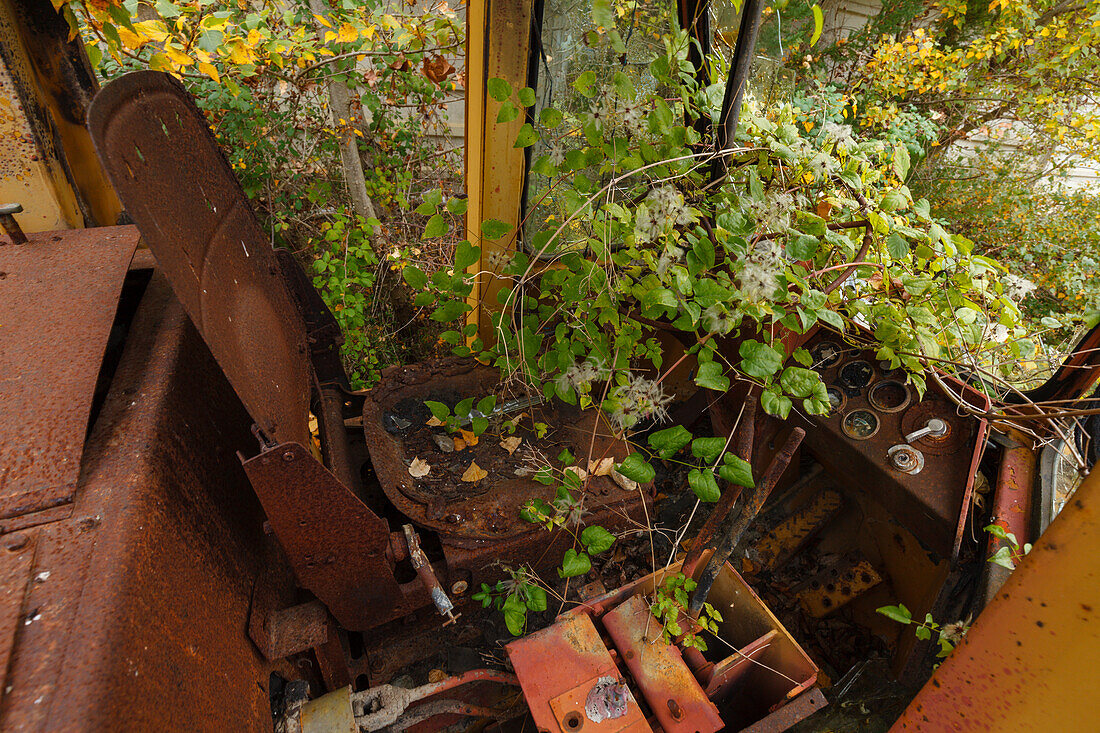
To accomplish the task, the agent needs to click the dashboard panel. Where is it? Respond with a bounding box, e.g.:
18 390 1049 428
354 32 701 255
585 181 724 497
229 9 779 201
796 335 990 559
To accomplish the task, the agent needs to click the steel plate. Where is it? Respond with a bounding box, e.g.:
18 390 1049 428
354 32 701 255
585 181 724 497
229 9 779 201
0 225 138 519
87 71 309 445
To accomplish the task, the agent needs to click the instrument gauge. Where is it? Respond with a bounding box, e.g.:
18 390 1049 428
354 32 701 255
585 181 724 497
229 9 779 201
809 340 843 370
842 409 880 440
838 359 875 391
868 380 912 413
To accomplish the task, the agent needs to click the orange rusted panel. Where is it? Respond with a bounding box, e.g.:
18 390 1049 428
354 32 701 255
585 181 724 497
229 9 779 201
892 465 1100 731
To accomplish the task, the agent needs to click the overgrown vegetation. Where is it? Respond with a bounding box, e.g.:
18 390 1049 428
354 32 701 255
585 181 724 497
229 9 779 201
64 0 467 386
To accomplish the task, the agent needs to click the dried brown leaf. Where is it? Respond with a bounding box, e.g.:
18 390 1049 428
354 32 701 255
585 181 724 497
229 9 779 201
408 457 431 478
500 436 522 454
461 461 488 482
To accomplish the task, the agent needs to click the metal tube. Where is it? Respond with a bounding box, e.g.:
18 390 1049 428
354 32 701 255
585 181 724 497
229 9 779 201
689 427 805 615
709 0 765 183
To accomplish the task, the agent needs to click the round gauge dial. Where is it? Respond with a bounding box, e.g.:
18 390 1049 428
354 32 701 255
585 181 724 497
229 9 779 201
838 359 875 391
810 340 843 370
868 380 912 413
842 409 880 440
825 386 846 415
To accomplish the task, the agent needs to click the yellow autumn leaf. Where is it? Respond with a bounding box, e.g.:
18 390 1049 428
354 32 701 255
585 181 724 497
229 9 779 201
453 437 467 451
337 23 358 43
458 428 478 446
164 45 194 67
313 13 332 28
198 61 220 83
500 436 522 454
461 461 488 482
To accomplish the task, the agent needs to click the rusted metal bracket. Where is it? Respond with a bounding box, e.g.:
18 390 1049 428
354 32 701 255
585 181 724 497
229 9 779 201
240 442 420 631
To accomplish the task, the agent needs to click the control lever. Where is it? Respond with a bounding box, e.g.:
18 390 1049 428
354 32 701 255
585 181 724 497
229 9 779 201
905 418 947 444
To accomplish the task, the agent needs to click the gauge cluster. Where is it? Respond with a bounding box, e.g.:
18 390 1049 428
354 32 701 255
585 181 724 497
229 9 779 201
796 336 989 559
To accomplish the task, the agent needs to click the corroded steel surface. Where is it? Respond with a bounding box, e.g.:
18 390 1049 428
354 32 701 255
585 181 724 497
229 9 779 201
1 275 296 730
796 335 989 559
0 225 138 520
242 441 421 632
601 594 723 733
363 358 649 541
892 462 1100 731
88 71 309 446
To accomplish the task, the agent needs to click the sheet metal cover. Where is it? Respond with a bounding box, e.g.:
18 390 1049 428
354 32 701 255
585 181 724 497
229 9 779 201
87 71 309 445
0 226 138 518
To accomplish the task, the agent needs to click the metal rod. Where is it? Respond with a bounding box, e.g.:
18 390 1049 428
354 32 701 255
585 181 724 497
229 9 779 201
708 0 765 183
689 427 805 615
0 203 28 244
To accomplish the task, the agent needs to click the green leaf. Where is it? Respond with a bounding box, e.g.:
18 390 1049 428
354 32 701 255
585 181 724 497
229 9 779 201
616 453 655 484
513 123 538 148
403 265 427 290
481 219 513 239
573 70 596 96
648 425 693 459
424 401 450 421
455 397 474 417
476 395 497 416
502 595 527 635
422 214 448 239
496 100 520 123
810 4 824 46
688 468 721 502
915 625 932 641
525 585 548 612
581 525 616 554
691 437 726 464
788 234 820 260
739 340 784 379
988 546 1016 570
760 388 792 419
887 232 909 260
718 453 754 488
880 190 907 212
559 548 592 578
517 87 537 107
431 300 468 322
695 361 730 391
893 143 911 180
641 287 677 317
487 77 512 102
591 0 613 28
540 107 563 128
876 604 913 625
446 197 468 215
779 366 821 399
455 240 481 271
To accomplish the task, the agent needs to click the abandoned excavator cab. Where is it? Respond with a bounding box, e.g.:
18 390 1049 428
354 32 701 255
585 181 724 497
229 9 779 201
1 0 1099 731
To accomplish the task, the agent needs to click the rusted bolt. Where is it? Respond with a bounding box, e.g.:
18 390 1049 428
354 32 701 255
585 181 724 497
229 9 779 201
450 580 468 595
0 203 28 245
667 698 685 721
282 450 296 462
3 533 29 551
562 711 584 730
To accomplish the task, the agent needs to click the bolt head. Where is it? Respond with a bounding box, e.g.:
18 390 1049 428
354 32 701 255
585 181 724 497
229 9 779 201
0 203 24 216
451 580 468 595
281 450 295 462
3 533 29 551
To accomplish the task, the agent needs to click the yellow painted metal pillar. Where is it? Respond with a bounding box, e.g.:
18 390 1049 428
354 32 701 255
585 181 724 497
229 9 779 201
464 0 533 345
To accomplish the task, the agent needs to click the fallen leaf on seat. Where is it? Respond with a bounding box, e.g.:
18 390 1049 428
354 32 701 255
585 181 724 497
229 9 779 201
500 436 522 454
461 461 488 482
409 457 431 478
